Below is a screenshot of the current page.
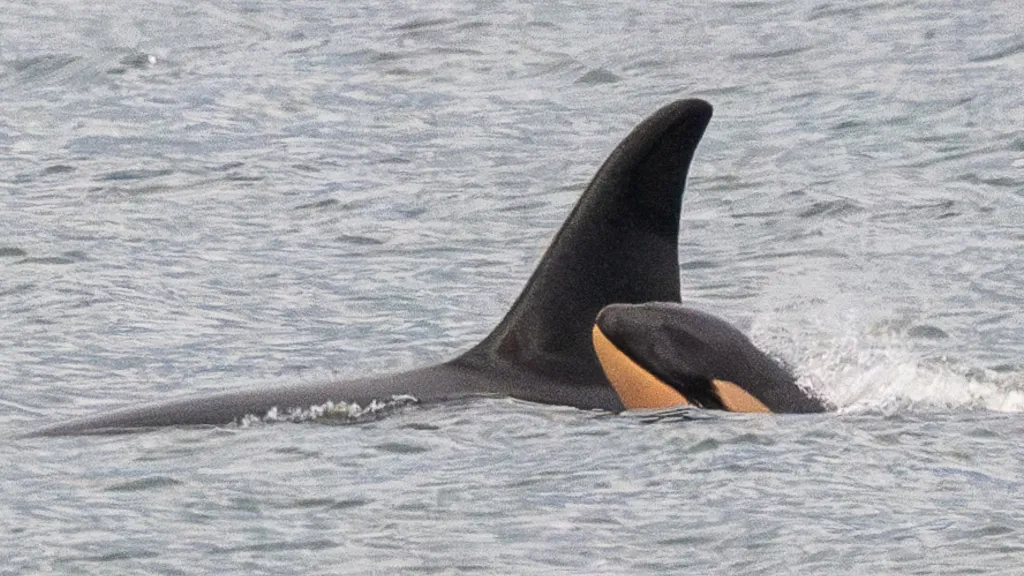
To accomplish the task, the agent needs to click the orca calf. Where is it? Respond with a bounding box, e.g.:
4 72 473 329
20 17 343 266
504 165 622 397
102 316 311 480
593 303 823 413
30 98 822 437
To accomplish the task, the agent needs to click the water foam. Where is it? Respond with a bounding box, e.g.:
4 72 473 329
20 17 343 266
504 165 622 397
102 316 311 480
237 394 419 427
789 331 1024 414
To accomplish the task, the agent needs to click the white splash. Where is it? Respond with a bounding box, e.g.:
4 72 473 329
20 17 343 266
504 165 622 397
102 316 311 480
790 331 1024 414
237 395 419 427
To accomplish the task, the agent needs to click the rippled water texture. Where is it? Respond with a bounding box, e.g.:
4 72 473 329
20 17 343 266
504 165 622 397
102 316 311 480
2 0 1022 574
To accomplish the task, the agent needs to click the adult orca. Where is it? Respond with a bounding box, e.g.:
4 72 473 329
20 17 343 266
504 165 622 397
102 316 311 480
29 98 815 437
593 303 824 413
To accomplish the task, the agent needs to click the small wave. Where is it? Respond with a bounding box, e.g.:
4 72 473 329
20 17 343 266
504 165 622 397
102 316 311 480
295 198 339 210
107 52 158 74
798 199 863 219
210 539 338 555
335 234 386 246
98 168 174 182
106 476 182 492
969 39 1024 63
41 164 75 176
75 550 161 563
5 53 80 75
390 17 457 32
16 255 78 265
731 45 813 61
625 405 719 425
575 68 621 85
237 395 419 427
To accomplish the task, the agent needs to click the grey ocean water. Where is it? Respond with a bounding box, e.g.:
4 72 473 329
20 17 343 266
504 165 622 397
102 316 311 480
2 0 1023 573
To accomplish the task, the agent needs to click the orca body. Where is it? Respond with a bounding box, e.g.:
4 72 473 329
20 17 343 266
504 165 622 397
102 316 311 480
593 303 825 413
31 99 716 436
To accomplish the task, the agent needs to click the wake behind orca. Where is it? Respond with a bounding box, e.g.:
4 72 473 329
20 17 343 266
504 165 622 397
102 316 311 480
31 99 823 437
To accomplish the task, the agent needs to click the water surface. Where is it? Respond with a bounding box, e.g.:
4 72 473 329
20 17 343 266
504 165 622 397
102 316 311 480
2 0 1022 573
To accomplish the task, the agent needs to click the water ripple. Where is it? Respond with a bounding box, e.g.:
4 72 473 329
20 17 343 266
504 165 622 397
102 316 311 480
2 0 1023 574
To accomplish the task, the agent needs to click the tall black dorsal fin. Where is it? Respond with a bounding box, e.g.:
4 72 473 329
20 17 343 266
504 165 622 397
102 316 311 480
461 99 713 381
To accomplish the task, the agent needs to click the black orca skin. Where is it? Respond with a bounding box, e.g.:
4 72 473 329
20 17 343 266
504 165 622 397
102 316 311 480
595 303 825 413
31 99 717 436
